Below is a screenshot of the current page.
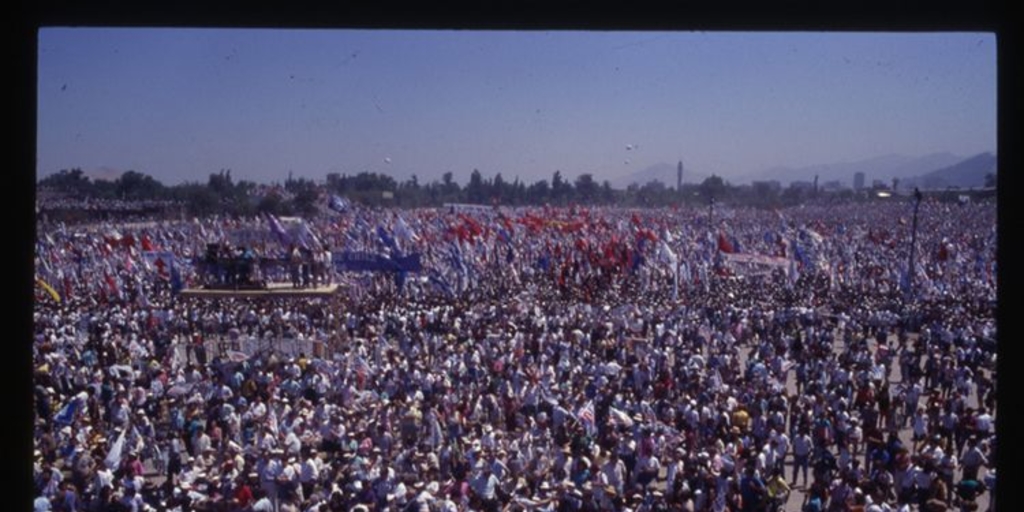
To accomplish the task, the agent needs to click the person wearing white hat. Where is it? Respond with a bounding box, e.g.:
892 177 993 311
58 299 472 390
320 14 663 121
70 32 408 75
33 494 52 512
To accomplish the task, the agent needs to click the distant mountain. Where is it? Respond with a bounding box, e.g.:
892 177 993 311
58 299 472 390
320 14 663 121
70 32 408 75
903 152 996 190
609 162 712 189
740 152 964 187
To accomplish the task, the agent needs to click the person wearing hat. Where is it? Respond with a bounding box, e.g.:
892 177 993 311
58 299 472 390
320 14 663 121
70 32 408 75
33 493 52 512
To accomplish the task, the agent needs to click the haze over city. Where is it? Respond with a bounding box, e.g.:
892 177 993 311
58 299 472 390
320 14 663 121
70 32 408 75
36 28 996 187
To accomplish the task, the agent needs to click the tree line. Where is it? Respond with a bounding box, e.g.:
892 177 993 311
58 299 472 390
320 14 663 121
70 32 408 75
38 167 910 221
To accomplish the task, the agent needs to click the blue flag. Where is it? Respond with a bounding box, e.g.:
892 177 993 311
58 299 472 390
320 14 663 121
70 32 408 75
266 214 292 248
54 397 80 426
377 226 400 254
328 194 349 213
428 270 455 297
170 262 183 294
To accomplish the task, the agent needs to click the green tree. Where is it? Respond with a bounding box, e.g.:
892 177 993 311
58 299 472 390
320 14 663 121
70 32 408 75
38 168 93 195
574 173 598 203
699 175 727 202
527 179 550 203
467 169 485 203
115 170 165 200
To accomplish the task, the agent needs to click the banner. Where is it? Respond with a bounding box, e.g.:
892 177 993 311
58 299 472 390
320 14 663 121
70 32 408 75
721 252 790 277
142 251 176 279
333 251 422 273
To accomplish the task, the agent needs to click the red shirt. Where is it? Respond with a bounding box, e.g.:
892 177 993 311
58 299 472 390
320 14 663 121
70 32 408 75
234 483 253 507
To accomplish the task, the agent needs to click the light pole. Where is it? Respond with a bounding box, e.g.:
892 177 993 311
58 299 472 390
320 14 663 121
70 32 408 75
907 187 923 297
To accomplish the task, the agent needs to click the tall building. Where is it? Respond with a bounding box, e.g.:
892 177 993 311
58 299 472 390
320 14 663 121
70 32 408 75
853 172 865 191
677 161 684 191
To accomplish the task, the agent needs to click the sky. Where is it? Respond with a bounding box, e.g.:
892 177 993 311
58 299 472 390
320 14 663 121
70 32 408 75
36 28 996 187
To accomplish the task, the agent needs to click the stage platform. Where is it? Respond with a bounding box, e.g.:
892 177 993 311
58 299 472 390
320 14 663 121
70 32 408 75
180 283 340 299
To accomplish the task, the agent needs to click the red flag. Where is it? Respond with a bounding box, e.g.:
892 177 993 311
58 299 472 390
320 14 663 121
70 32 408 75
717 232 735 254
104 272 120 296
141 235 155 252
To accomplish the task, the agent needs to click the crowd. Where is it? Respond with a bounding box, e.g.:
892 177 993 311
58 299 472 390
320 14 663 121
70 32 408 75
33 198 997 512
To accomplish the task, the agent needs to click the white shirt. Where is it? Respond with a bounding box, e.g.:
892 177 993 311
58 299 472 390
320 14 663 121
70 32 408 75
300 458 320 483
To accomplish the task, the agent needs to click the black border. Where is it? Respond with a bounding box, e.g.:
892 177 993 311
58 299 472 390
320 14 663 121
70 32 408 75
17 3 1015 511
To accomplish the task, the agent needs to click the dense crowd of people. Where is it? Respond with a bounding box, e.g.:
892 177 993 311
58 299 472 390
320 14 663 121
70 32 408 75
33 198 997 511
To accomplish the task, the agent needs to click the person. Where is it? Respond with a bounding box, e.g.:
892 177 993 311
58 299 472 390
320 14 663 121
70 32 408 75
323 245 333 285
802 487 824 512
470 461 501 512
764 468 791 511
982 469 995 512
738 464 766 512
953 478 985 512
289 245 302 288
921 470 949 512
33 494 51 512
29 201 997 512
792 428 813 487
959 438 988 481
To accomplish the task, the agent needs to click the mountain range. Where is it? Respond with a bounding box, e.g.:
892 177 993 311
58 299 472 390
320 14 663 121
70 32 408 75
612 152 995 190
901 152 997 190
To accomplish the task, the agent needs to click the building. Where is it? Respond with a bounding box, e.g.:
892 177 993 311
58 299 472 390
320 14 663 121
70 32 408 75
677 161 684 191
853 172 866 191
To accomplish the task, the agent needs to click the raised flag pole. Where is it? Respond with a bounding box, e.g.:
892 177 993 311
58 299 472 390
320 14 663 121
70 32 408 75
907 188 923 299
708 195 715 230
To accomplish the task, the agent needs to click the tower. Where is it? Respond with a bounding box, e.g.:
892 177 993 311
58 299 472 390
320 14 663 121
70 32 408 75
677 160 684 191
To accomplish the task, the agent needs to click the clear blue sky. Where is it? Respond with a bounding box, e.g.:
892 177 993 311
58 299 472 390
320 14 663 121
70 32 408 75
36 28 996 186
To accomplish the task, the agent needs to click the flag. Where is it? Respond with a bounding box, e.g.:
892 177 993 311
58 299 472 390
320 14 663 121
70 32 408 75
377 226 400 254
792 240 809 268
170 262 183 295
577 400 595 432
394 215 420 245
136 281 150 309
328 194 349 213
104 272 121 298
657 240 678 267
353 356 372 379
717 232 735 254
36 278 61 304
104 425 128 470
297 220 323 251
53 396 81 425
608 407 635 428
427 271 455 297
267 214 292 248
267 408 279 437
497 228 512 245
